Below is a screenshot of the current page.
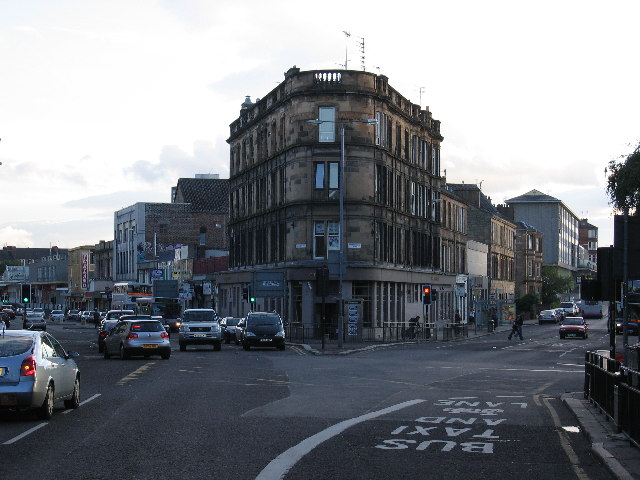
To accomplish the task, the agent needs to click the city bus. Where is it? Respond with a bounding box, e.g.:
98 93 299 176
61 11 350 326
111 282 152 311
579 300 603 319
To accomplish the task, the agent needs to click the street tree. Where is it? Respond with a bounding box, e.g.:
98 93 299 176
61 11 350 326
606 142 640 214
541 266 573 307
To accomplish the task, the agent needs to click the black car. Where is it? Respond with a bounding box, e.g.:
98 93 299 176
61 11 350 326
219 317 243 344
240 312 285 351
97 320 119 353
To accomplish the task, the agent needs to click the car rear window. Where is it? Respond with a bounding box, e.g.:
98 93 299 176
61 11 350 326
225 318 240 326
182 311 216 322
563 318 584 325
560 302 574 308
248 315 281 325
0 336 33 357
131 322 164 332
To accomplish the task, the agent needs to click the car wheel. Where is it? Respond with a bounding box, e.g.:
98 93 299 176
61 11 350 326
278 344 285 351
104 344 111 359
98 344 104 353
243 343 250 351
559 334 565 340
235 338 240 346
120 344 130 360
64 377 80 409
225 336 230 344
179 343 186 352
38 384 54 420
214 342 221 352
161 352 170 360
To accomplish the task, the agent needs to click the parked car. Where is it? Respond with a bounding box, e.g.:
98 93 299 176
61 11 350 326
65 309 80 321
24 312 46 331
49 309 64 322
80 311 94 323
538 309 559 324
32 308 45 318
178 309 222 351
559 301 579 316
559 316 589 339
240 311 285 351
0 311 10 329
0 330 80 419
219 317 243 344
553 308 566 321
103 316 171 360
97 320 119 353
2 308 16 320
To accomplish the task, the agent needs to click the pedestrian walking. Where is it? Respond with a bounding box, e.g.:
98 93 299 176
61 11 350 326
454 310 462 323
508 314 524 340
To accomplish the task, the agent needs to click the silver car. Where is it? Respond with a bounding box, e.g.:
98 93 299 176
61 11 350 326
103 316 171 360
178 309 222 351
24 312 47 331
49 310 65 322
0 330 80 419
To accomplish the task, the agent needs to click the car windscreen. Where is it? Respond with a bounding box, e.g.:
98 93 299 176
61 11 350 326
0 336 33 357
182 311 216 322
131 322 164 332
559 303 573 308
563 318 584 325
540 311 554 315
248 315 281 326
225 318 240 326
52 310 63 314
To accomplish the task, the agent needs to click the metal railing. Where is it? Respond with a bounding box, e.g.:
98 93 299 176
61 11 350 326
584 350 640 448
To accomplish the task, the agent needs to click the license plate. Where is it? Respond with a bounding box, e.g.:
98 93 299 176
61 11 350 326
567 333 577 337
143 344 158 349
194 333 207 337
0 367 4 376
0 394 17 406
260 338 272 342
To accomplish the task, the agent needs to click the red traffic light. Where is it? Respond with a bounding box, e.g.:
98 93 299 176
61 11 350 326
422 286 431 294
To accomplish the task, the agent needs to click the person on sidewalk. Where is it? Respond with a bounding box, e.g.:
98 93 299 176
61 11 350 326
508 314 524 340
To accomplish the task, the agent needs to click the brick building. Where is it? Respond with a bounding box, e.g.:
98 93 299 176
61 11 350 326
114 176 229 286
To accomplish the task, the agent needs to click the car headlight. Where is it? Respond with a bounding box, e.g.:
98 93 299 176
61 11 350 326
275 331 285 338
245 331 256 337
180 325 189 333
213 325 221 333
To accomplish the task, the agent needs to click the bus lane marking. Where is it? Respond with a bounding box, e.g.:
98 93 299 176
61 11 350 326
374 395 530 454
256 399 426 480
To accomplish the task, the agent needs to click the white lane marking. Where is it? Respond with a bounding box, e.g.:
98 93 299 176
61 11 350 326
2 423 47 445
256 399 426 480
62 393 101 414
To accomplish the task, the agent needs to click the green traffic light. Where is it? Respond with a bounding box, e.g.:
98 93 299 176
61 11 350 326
23 297 29 303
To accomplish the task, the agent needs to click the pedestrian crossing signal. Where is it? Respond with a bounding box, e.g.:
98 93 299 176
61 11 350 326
422 284 432 305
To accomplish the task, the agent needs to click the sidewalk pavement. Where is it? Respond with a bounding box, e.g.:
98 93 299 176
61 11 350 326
563 393 640 480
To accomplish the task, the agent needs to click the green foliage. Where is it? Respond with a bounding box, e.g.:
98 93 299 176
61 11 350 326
516 293 539 313
606 143 640 214
541 266 573 306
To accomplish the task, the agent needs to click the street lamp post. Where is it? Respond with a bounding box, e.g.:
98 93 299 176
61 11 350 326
308 117 377 348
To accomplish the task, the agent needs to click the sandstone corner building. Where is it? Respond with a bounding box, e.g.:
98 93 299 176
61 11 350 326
215 67 469 339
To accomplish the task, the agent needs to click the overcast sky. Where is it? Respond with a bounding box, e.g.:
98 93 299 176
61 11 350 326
2 0 638 250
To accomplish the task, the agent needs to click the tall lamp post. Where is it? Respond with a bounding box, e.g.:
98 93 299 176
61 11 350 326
308 117 377 348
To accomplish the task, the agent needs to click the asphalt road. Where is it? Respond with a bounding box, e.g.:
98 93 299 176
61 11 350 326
0 316 617 480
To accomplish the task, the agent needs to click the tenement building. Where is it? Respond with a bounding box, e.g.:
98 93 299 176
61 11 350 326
216 67 454 337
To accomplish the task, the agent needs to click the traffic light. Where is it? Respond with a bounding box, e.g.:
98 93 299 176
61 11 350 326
249 287 255 303
21 285 30 303
242 284 249 301
422 284 432 305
